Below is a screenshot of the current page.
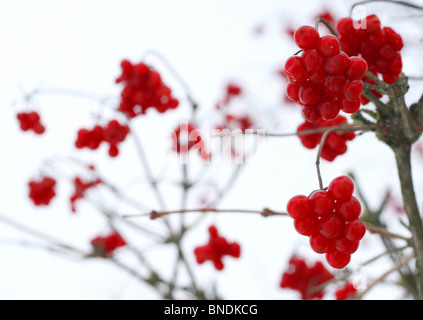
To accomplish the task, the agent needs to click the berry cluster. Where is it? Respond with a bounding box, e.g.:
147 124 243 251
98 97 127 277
171 122 210 160
284 25 368 122
17 111 46 135
297 115 356 161
335 281 358 300
337 14 403 90
194 225 241 270
75 120 130 157
70 176 102 213
286 176 366 269
280 255 334 300
91 230 127 258
28 176 57 206
116 60 179 118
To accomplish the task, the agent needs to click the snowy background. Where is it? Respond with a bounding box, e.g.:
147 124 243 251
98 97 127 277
0 0 423 299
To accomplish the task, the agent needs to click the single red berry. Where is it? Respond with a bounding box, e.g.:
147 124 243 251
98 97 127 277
293 216 319 236
299 82 322 106
343 80 364 101
324 74 348 94
326 249 351 269
341 98 361 114
309 190 335 217
328 176 354 202
347 57 368 80
318 98 341 121
310 233 332 254
284 56 308 83
287 195 312 220
335 237 360 254
336 196 362 222
344 219 366 241
320 213 345 239
318 35 341 57
302 49 325 73
325 52 350 75
286 83 300 102
335 281 358 300
302 105 321 123
294 25 320 50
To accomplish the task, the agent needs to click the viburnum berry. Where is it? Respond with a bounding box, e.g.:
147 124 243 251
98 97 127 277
326 248 351 269
28 176 57 206
280 255 334 299
171 122 210 160
286 176 366 269
17 111 46 135
91 230 127 258
335 281 358 300
194 225 241 270
70 176 102 213
284 25 367 122
297 115 356 162
75 120 129 157
336 14 404 95
116 59 179 118
294 26 320 50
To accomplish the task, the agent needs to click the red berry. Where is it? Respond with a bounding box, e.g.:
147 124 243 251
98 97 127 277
320 213 345 239
318 35 341 57
287 195 312 220
326 249 351 269
286 83 300 102
299 82 322 106
325 52 350 75
294 26 320 50
294 217 318 236
384 26 404 51
328 176 354 202
310 233 332 254
341 98 361 114
344 219 366 241
302 105 321 123
343 80 364 101
309 190 335 217
335 237 359 254
284 56 308 83
324 74 348 94
347 57 368 80
318 98 341 121
302 49 325 73
336 196 362 222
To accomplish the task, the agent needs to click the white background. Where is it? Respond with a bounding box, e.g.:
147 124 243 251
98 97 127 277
0 0 422 300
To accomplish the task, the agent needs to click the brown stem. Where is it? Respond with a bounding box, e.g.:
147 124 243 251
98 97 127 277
393 143 423 297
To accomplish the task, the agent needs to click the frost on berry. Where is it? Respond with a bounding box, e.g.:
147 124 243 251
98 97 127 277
194 225 241 271
280 255 334 299
284 25 367 122
116 59 179 118
28 176 57 206
91 230 127 258
17 111 46 135
285 176 366 269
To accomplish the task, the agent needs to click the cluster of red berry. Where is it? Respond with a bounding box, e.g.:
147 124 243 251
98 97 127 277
116 60 179 118
75 120 130 157
194 225 241 270
171 122 210 161
91 230 127 258
280 255 334 299
284 25 368 123
17 111 46 135
297 115 356 161
337 14 403 90
70 176 102 213
286 176 366 269
28 176 57 206
335 281 358 300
